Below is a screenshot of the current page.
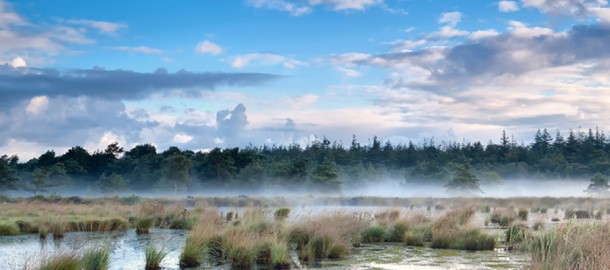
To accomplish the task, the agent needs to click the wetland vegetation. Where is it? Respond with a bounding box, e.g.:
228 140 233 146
1 195 610 269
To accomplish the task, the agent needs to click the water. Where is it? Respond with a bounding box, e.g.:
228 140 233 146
0 229 186 270
0 229 529 270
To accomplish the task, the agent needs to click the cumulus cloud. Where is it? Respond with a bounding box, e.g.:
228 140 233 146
0 65 280 105
194 40 224 55
231 53 304 68
498 1 519 12
66 19 127 34
111 46 163 54
522 0 610 21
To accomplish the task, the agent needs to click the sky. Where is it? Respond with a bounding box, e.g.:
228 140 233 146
2 0 610 159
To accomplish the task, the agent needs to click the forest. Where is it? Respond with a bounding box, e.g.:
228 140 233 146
1 128 610 195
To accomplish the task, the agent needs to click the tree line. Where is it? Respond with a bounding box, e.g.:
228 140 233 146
2 128 610 195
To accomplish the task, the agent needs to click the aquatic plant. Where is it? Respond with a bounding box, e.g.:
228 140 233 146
51 222 66 239
39 226 49 239
136 217 155 234
38 253 81 270
144 245 168 270
82 247 110 270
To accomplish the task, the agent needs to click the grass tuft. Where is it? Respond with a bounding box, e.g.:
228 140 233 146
82 247 110 270
144 245 168 270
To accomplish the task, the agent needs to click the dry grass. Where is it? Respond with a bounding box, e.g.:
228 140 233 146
530 222 610 270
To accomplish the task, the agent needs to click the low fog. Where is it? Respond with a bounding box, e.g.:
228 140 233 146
3 178 595 199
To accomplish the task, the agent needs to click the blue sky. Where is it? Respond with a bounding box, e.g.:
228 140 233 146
2 0 610 159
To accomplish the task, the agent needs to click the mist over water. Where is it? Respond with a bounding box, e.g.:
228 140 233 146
4 178 592 199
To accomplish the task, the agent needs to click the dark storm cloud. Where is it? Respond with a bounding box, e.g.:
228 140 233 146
0 65 280 104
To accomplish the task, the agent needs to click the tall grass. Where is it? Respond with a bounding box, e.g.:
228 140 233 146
0 220 19 235
529 222 610 270
37 253 81 270
82 247 110 270
144 245 168 270
270 242 291 269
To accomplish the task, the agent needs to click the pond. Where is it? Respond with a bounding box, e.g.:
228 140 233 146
0 229 529 270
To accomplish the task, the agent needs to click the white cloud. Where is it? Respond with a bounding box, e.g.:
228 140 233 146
427 26 469 38
194 40 224 55
10 56 26 68
507 20 554 38
0 0 26 27
26 96 49 115
66 19 127 34
308 0 382 11
336 66 362 77
498 1 519 12
439 11 463 27
173 133 194 143
247 0 311 16
246 0 383 15
112 46 163 54
231 53 303 68
469 29 501 40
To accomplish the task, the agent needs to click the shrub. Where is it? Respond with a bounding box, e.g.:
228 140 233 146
144 245 168 270
274 208 291 222
0 220 19 235
82 247 110 270
361 225 386 243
